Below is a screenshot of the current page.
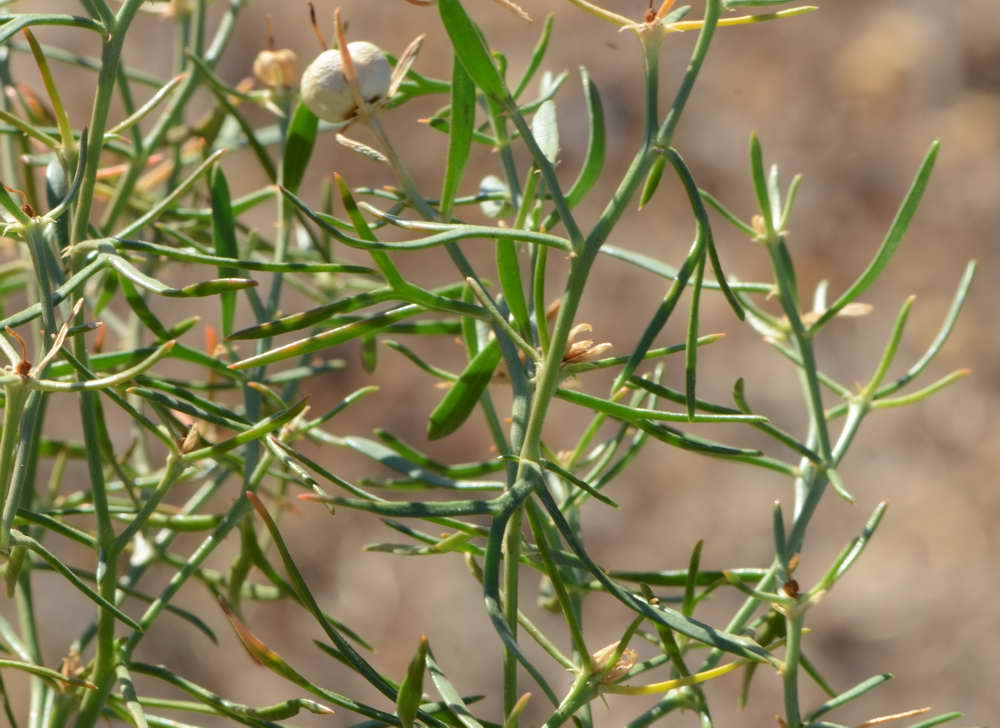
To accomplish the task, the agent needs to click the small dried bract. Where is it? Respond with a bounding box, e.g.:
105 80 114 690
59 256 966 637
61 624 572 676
801 302 874 326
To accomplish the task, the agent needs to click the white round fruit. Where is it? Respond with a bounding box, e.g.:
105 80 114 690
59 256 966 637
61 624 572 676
300 42 391 123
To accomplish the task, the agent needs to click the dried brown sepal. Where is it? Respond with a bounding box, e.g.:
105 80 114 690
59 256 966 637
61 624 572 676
308 2 329 51
590 641 638 685
6 326 30 375
387 34 426 98
562 323 612 364
180 422 201 454
93 320 107 353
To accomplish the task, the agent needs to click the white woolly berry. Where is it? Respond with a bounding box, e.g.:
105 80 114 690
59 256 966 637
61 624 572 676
299 42 391 123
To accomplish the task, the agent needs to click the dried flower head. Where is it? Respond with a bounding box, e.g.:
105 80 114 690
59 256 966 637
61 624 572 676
562 323 612 364
590 641 638 685
253 48 299 89
300 42 390 124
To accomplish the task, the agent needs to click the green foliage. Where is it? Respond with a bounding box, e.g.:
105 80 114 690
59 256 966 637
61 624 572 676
0 0 974 727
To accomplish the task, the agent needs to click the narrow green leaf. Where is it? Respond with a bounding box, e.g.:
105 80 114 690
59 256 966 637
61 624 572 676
664 147 744 321
799 651 837 698
8 530 144 632
3 546 27 598
397 636 429 728
179 400 308 463
245 494 422 712
682 539 703 617
0 658 96 690
0 14 105 46
633 420 764 459
162 278 257 298
495 239 530 337
374 429 502 477
700 188 758 237
128 385 247 430
384 340 458 382
437 0 509 102
875 260 976 399
826 467 855 503
282 185 571 252
908 713 964 728
440 56 476 220
115 237 375 274
780 172 803 229
424 651 485 728
538 458 619 508
422 115 498 145
601 244 771 293
427 339 501 440
229 304 423 370
512 12 554 100
107 254 255 298
556 387 766 425
804 673 892 721
685 251 706 417
811 141 940 330
282 102 318 194
565 67 606 213
210 165 239 336
229 287 394 340
118 274 171 340
610 568 766 587
345 437 499 490
827 501 887 586
773 502 788 574
534 487 773 664
749 132 774 236
479 482 561 705
334 174 407 289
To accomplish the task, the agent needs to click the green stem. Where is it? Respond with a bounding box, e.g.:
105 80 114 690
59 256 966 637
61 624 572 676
782 609 805 727
502 506 523 721
521 0 723 457
540 671 593 728
0 383 28 547
69 0 148 246
71 387 118 728
98 0 242 234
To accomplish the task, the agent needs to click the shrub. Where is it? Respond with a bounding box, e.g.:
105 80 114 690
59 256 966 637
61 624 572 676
0 0 974 726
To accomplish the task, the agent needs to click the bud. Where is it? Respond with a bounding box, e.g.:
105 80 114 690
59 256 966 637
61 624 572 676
300 42 391 123
253 48 299 88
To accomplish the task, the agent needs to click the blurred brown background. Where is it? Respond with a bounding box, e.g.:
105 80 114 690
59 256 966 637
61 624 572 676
6 0 998 725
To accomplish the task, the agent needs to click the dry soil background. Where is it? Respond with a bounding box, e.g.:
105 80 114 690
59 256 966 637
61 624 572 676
4 0 999 725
